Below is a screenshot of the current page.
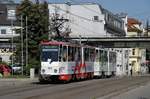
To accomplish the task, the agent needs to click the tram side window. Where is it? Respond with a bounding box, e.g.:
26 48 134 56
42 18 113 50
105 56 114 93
77 47 81 61
112 52 116 63
62 46 67 62
89 49 95 62
104 51 108 62
74 47 78 62
68 46 74 61
74 47 81 62
59 45 62 62
95 50 99 62
72 47 75 61
99 50 103 63
84 48 89 61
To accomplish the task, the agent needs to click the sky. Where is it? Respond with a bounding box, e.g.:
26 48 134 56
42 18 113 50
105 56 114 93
15 0 150 24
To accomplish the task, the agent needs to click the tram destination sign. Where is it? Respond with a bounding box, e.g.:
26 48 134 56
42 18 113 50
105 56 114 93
42 45 58 49
42 45 58 51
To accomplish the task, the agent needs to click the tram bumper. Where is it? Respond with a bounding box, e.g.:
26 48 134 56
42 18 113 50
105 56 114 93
39 74 59 82
39 74 51 82
59 74 72 81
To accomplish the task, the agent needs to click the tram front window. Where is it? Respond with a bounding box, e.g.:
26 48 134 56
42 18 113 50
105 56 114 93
41 45 58 62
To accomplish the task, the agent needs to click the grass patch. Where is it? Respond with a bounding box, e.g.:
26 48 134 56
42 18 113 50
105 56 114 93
3 75 29 79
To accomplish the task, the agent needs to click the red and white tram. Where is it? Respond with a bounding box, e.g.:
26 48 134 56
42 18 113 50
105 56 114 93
39 41 116 82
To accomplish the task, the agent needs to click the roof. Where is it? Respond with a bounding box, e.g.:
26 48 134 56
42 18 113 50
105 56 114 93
127 18 142 32
128 18 141 25
48 2 97 5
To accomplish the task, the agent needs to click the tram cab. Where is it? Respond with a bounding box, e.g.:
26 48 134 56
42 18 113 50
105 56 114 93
39 41 73 82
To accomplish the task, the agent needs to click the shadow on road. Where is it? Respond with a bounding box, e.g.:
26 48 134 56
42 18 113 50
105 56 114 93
31 78 94 85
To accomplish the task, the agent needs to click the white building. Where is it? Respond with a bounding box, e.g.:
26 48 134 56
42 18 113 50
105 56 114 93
48 3 128 76
0 4 19 63
127 18 146 75
48 3 125 38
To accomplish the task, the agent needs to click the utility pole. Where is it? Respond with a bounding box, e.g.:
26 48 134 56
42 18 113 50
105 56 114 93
11 19 14 75
21 15 24 75
25 16 28 75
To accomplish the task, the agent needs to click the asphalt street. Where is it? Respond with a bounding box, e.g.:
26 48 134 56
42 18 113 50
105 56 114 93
112 82 150 99
0 76 150 99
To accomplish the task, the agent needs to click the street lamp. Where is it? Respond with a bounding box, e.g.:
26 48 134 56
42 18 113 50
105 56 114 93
25 16 28 75
20 15 28 75
11 19 14 75
21 15 24 75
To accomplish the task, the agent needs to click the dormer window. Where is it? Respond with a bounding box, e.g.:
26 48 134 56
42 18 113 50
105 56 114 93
93 16 99 21
1 29 6 34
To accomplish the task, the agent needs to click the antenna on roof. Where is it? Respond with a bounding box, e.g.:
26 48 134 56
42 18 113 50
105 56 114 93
66 0 71 6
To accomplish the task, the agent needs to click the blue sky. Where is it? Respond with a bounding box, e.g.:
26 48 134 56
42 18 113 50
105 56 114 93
15 0 150 23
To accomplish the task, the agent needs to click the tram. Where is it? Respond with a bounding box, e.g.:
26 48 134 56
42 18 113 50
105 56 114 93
39 41 116 82
94 48 116 78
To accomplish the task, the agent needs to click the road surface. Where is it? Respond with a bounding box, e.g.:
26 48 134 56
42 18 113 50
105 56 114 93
0 76 150 99
111 81 150 99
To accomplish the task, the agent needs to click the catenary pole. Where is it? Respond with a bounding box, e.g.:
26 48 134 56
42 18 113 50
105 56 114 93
11 19 14 75
25 16 28 75
21 15 24 75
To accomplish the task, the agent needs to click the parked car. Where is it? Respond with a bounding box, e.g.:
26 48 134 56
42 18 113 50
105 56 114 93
11 64 22 74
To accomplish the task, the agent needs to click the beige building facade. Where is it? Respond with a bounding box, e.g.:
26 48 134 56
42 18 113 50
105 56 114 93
127 18 146 75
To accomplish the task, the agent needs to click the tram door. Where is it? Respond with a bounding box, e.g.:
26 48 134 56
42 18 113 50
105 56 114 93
94 49 101 76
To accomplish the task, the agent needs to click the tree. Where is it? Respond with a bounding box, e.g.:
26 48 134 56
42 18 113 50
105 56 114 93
49 11 71 40
16 0 49 74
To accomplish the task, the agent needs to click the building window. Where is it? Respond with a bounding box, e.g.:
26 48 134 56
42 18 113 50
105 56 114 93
132 49 135 55
93 16 99 21
7 9 16 20
1 29 6 34
0 11 5 14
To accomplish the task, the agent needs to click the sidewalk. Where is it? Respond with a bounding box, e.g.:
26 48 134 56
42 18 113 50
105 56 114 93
0 77 38 87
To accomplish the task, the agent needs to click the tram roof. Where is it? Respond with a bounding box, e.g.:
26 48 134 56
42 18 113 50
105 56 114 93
40 40 95 48
41 40 67 45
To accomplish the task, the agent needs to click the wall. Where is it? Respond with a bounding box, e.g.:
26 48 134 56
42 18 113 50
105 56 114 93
48 3 107 38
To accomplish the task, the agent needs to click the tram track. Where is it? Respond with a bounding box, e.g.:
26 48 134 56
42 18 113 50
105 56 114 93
0 76 150 99
26 76 150 99
0 82 56 96
0 77 121 97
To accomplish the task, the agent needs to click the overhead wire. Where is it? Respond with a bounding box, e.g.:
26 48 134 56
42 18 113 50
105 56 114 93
50 3 99 22
49 2 107 36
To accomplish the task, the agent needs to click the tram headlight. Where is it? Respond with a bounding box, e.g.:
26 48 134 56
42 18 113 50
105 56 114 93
54 69 57 73
41 69 45 73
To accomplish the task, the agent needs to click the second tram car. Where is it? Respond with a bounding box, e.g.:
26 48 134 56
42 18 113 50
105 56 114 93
39 41 116 82
94 48 116 78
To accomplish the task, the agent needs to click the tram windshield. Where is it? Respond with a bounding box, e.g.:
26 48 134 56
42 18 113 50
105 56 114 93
41 45 59 62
